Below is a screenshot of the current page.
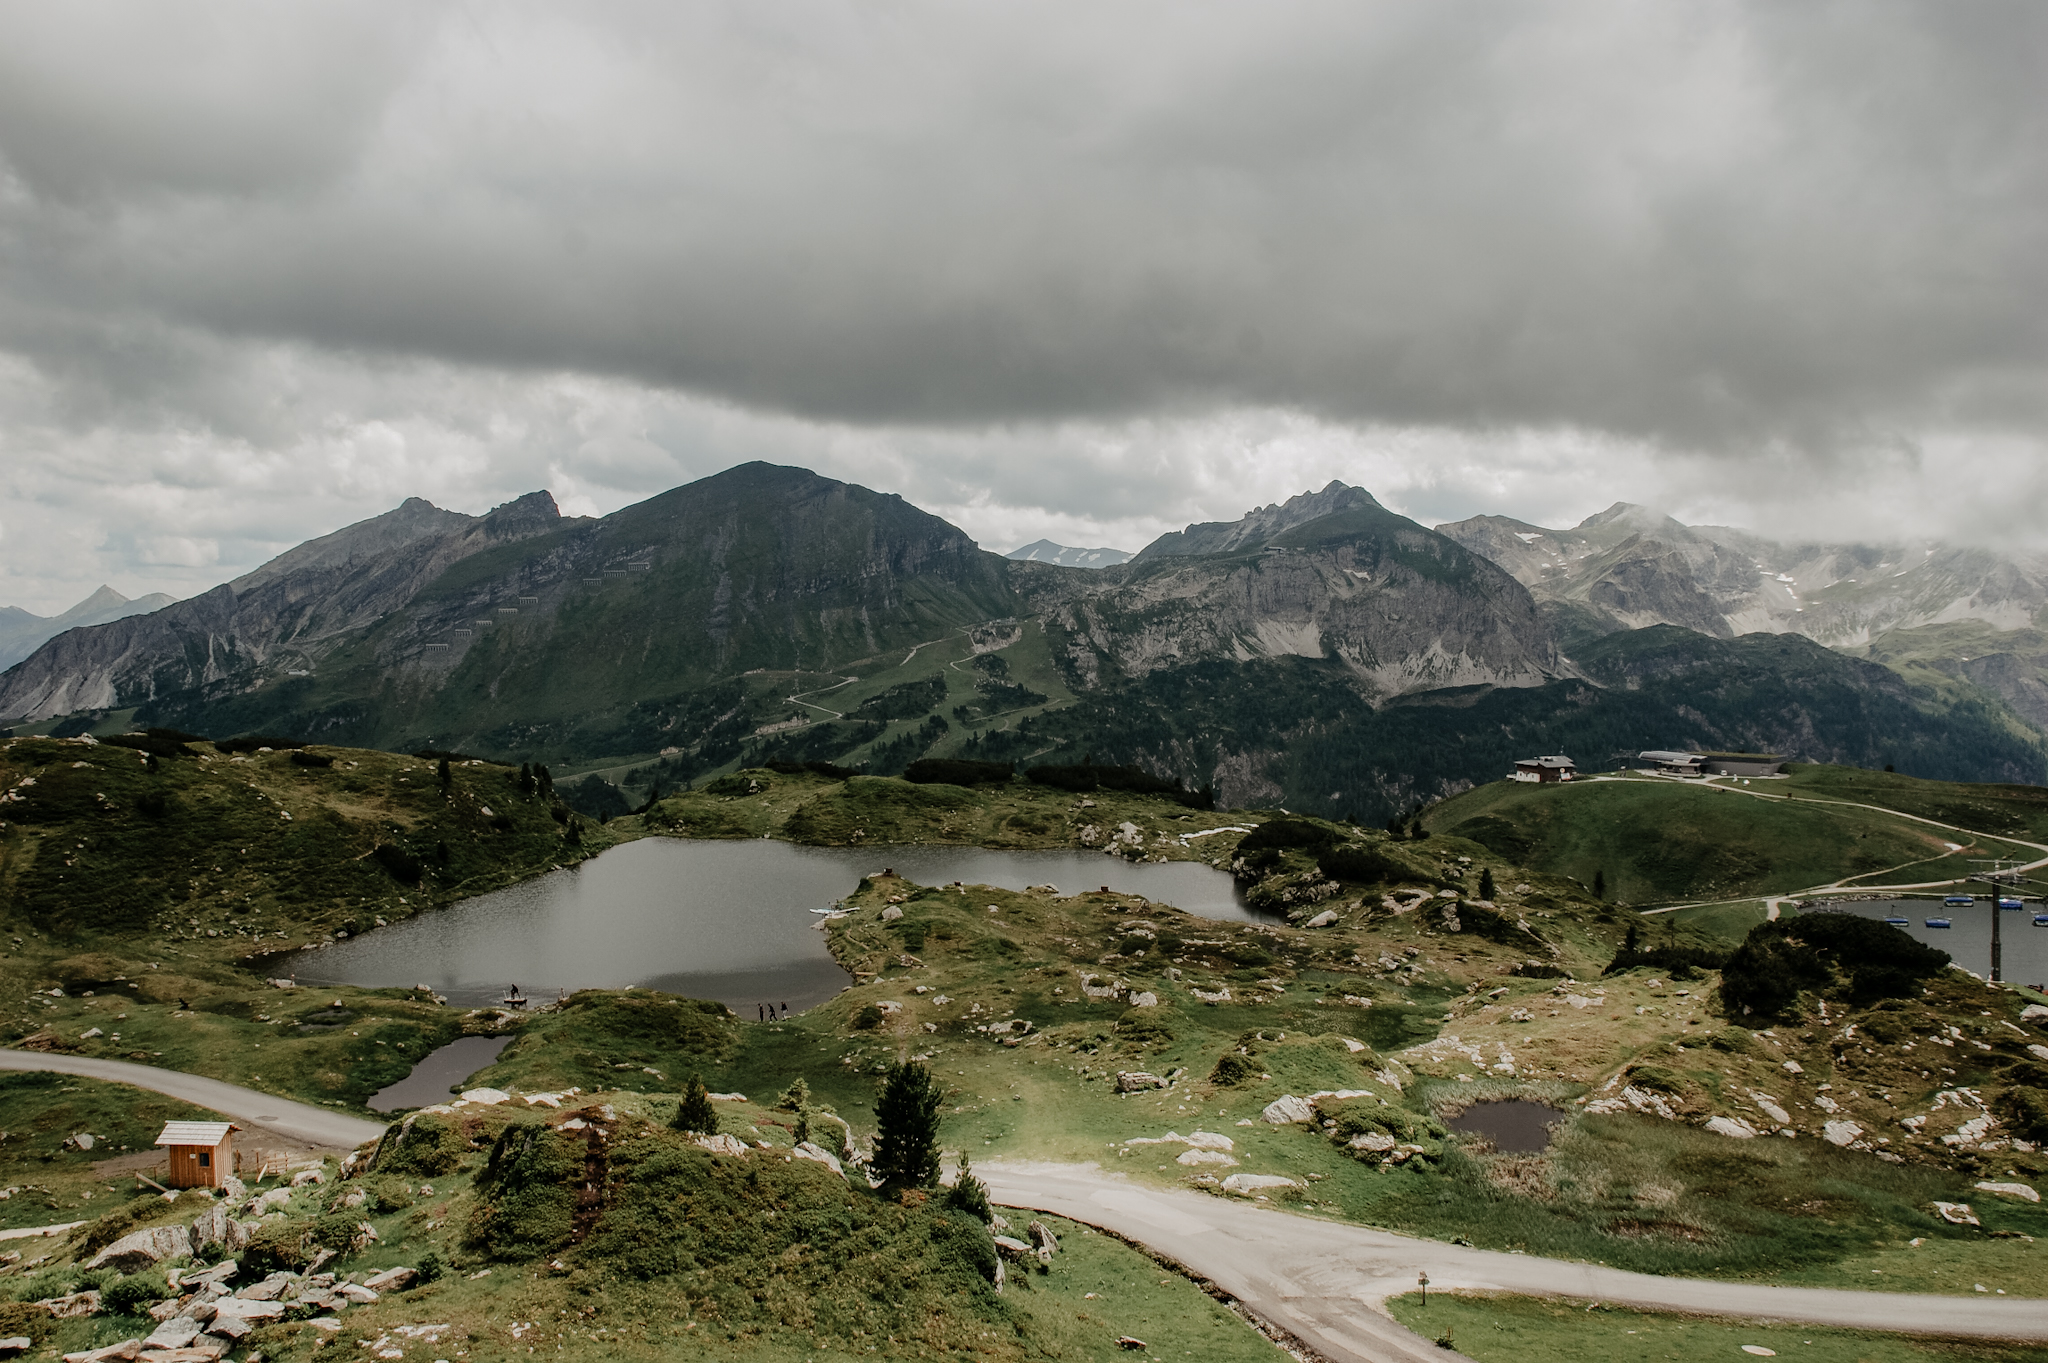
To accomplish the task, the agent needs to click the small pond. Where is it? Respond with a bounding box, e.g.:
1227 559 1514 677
1447 1099 1563 1154
368 1035 511 1113
285 838 1252 1013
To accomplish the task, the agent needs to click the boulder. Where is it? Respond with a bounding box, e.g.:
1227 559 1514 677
2019 1004 2048 1023
2028 1044 2048 1062
1127 992 1159 1008
201 1315 251 1342
232 1274 296 1303
252 1188 293 1215
1821 1120 1864 1147
1933 1201 1980 1226
39 1292 103 1319
361 1267 416 1292
289 1168 326 1186
1027 1221 1060 1255
338 1284 379 1305
1219 1174 1299 1194
1348 1132 1398 1152
792 1142 846 1177
992 1236 1036 1260
0 1339 31 1358
141 1347 227 1363
1303 910 1338 928
1974 1181 2040 1203
1175 1149 1237 1167
1114 1071 1169 1093
881 907 904 921
457 1088 511 1106
89 1224 193 1272
1703 1116 1759 1140
142 1319 202 1352
694 1134 750 1156
58 1341 139 1363
1184 1131 1234 1151
1260 1095 1315 1125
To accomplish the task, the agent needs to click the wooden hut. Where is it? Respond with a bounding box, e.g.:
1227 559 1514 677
155 1121 239 1189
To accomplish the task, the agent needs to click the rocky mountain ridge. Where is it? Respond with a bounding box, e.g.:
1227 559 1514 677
0 584 178 671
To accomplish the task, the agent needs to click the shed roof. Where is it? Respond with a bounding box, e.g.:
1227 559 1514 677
1639 750 1705 764
155 1121 238 1147
1516 755 1576 768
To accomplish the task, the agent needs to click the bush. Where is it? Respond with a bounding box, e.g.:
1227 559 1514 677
1238 818 1337 853
369 843 424 883
1024 763 1212 809
102 732 195 759
1719 913 1948 1018
372 1114 468 1177
466 1120 577 1261
1605 923 1729 978
290 749 334 768
240 1221 314 1275
1208 1052 1259 1086
213 734 306 753
853 1003 885 1029
1318 844 1407 884
102 1273 165 1316
901 758 1013 786
414 1250 444 1284
0 1303 53 1345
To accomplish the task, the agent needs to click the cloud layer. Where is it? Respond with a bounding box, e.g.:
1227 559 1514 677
0 1 2042 610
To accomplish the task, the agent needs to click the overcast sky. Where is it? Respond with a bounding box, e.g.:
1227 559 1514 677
0 1 2042 612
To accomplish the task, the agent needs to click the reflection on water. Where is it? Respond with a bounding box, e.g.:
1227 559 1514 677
1807 899 2048 988
1448 1099 1562 1153
369 1035 510 1113
285 838 1251 1012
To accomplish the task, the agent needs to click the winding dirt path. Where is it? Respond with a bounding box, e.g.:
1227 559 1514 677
983 1162 2048 1363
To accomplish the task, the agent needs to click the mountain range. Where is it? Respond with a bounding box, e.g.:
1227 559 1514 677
0 585 178 671
1003 540 1133 568
3 465 2044 816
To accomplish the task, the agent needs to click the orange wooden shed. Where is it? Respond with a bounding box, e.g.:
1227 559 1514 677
154 1121 240 1189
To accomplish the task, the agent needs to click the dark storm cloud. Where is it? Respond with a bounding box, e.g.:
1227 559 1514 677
0 0 2041 449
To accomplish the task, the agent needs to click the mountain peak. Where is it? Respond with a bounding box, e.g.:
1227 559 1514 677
1133 482 1384 562
1005 539 1134 569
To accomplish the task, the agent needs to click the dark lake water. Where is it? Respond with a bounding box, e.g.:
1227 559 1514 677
1806 898 2048 989
1447 1099 1563 1153
284 838 1252 1013
368 1035 510 1113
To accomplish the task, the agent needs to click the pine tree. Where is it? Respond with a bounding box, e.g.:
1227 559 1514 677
1593 868 1607 900
944 1150 993 1222
673 1074 718 1135
437 758 451 789
871 1061 944 1189
777 1077 811 1111
1478 866 1496 902
793 1106 812 1148
518 762 536 796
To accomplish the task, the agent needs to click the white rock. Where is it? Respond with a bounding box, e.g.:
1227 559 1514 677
1220 1173 1299 1194
694 1134 749 1156
361 1267 417 1292
1822 1120 1864 1147
1704 1116 1759 1140
1184 1131 1234 1150
1749 1092 1791 1125
143 1319 202 1351
1341 1038 1366 1052
1190 987 1231 1003
1933 1201 1980 1225
290 1168 325 1186
1127 991 1159 1008
2027 1044 2048 1062
89 1225 193 1271
1303 910 1338 928
1176 1149 1237 1166
1348 1132 1398 1152
792 1142 845 1177
59 1341 140 1363
881 907 904 921
1782 1060 1804 1074
459 1088 511 1105
1261 1095 1315 1125
1974 1181 2040 1203
2019 1004 2047 1023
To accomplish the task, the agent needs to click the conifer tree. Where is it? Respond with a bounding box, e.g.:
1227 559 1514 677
944 1150 992 1222
1478 866 1496 902
673 1074 718 1135
1593 868 1607 900
871 1060 944 1189
437 758 451 789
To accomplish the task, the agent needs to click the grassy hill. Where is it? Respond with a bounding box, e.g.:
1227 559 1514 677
1425 765 2048 905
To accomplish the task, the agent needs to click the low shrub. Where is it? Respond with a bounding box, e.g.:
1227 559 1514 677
213 734 306 753
102 1273 165 1317
1024 763 1212 808
465 1120 577 1261
372 1114 469 1177
290 749 334 768
901 758 1013 786
1238 818 1337 853
369 843 424 884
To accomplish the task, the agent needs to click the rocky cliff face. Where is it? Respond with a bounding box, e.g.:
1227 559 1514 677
1437 503 2048 649
1027 491 1560 697
0 495 572 722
